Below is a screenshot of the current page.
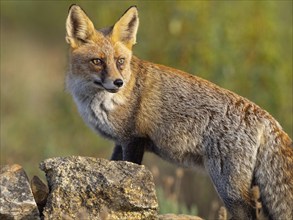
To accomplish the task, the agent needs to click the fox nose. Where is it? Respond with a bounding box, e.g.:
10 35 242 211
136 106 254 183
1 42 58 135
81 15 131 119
113 79 124 88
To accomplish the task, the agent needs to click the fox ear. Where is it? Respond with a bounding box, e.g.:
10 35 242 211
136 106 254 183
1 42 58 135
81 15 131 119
66 5 95 48
111 6 139 49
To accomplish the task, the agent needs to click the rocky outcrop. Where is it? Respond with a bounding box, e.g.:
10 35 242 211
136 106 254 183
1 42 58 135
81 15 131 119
40 156 158 220
1 157 206 220
0 164 40 220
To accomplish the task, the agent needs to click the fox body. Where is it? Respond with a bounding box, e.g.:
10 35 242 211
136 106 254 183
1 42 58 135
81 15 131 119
65 5 293 220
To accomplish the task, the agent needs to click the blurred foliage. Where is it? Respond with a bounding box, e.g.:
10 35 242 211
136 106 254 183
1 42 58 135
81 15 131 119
1 1 292 218
157 187 198 215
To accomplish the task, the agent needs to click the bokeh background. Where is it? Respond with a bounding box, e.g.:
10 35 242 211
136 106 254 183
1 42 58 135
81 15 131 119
1 1 292 218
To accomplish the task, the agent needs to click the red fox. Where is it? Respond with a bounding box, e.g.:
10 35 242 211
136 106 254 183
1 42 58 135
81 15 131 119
65 5 293 220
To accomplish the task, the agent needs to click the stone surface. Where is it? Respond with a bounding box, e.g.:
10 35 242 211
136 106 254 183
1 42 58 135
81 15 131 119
158 214 203 220
40 156 158 220
0 164 40 220
31 175 49 214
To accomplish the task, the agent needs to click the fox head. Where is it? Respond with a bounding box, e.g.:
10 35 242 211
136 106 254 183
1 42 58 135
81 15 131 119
65 5 139 95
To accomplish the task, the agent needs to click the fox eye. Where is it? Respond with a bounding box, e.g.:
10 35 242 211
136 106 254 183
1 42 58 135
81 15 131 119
117 58 125 65
91 58 103 65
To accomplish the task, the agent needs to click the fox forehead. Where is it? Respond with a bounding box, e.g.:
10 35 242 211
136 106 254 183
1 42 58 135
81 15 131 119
71 31 131 60
71 31 113 57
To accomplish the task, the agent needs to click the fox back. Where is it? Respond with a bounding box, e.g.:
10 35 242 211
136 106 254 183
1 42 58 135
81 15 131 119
65 5 293 220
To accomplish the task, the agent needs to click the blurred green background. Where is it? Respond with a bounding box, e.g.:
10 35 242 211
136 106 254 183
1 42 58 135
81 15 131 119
1 1 292 218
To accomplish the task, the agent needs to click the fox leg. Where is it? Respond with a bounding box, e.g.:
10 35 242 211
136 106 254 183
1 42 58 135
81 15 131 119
111 139 145 164
204 146 256 219
110 144 123 161
208 164 255 219
121 138 146 165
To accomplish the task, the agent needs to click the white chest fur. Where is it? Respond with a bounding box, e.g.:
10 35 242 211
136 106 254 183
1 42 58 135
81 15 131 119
90 93 115 137
71 92 114 139
74 91 126 139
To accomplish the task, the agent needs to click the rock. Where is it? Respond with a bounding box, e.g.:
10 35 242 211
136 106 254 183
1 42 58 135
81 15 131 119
159 214 203 220
31 176 49 215
40 156 158 220
0 164 40 220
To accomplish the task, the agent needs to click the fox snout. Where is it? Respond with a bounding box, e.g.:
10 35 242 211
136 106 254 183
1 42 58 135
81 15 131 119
93 77 124 93
87 56 126 93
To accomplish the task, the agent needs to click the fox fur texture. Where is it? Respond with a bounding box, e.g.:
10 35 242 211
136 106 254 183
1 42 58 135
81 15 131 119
65 5 293 220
